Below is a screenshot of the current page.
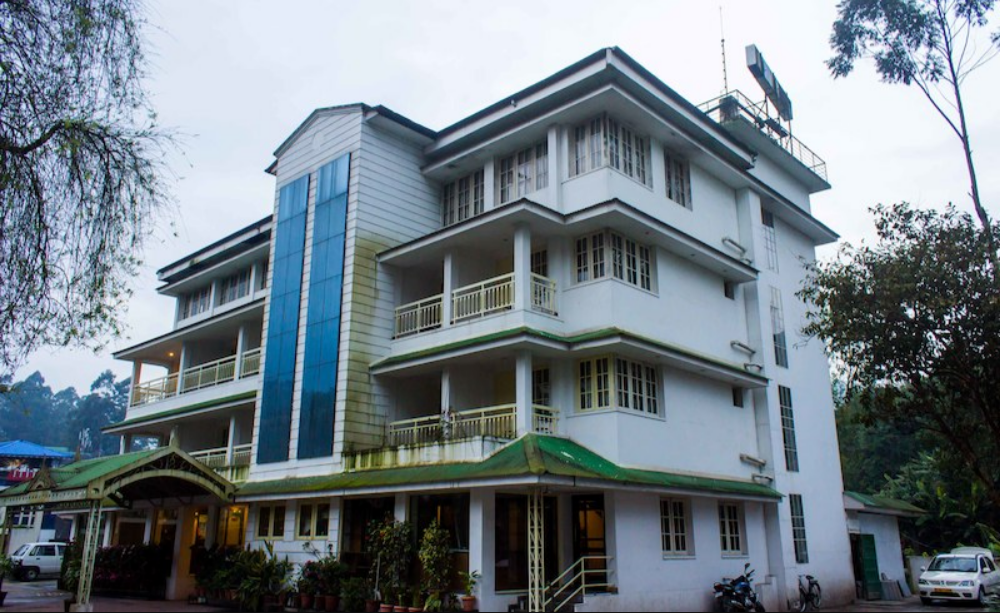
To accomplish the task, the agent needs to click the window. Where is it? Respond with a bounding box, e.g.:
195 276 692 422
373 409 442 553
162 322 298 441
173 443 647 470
780 386 799 472
665 150 692 208
660 498 692 555
258 259 269 290
442 169 485 226
719 502 746 555
771 287 789 368
762 208 779 272
579 356 658 415
532 368 551 406
789 494 809 564
498 141 548 204
732 387 745 408
575 231 652 291
296 502 331 540
531 250 548 277
181 286 211 319
411 494 470 552
10 510 34 527
570 113 651 186
256 504 286 539
219 268 251 305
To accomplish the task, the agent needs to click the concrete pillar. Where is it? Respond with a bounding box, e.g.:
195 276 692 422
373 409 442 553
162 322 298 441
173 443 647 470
442 251 455 327
101 513 113 547
142 509 154 544
515 351 533 436
547 125 560 209
234 325 247 378
469 490 495 607
178 343 190 392
441 368 452 416
226 414 238 466
394 493 408 522
551 361 573 436
513 224 532 313
327 498 342 557
129 362 143 407
483 158 496 211
167 507 197 601
169 425 181 448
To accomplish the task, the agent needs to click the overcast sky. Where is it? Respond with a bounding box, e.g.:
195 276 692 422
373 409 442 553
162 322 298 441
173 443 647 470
18 0 1000 393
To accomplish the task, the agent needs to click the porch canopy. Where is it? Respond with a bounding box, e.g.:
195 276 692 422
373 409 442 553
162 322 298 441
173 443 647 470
0 446 236 611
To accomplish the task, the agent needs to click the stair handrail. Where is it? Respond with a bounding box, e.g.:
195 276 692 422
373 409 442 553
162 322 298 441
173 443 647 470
542 555 614 612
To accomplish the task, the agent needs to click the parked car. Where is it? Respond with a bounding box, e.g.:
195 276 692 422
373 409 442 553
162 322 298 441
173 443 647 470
918 547 1000 606
10 542 67 581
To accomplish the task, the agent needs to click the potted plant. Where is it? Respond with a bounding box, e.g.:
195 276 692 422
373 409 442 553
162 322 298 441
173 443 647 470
367 518 415 613
319 556 344 612
418 520 452 613
458 570 481 613
409 588 424 613
298 564 316 610
393 586 408 613
379 586 394 613
363 579 380 613
342 577 369 613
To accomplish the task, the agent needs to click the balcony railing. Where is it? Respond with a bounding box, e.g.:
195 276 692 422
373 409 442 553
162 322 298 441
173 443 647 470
386 404 558 447
394 294 443 338
452 273 515 323
190 443 252 483
531 274 558 316
131 349 262 408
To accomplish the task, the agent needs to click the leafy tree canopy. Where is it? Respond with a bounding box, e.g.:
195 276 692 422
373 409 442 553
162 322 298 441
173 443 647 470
0 0 172 376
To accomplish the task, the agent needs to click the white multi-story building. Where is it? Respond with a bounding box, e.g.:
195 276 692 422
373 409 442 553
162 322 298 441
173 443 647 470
61 47 853 610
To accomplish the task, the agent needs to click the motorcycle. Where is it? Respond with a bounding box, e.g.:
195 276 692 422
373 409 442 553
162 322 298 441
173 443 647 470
713 562 766 612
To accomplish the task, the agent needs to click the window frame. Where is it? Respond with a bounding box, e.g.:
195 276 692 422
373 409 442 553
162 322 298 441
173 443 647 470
578 355 659 416
442 169 485 227
569 113 651 187
718 501 747 557
497 141 549 205
762 208 779 272
770 287 789 368
181 286 212 320
295 502 331 540
574 230 654 292
256 504 286 540
660 498 694 557
779 386 799 472
219 267 252 306
665 149 692 209
789 494 809 564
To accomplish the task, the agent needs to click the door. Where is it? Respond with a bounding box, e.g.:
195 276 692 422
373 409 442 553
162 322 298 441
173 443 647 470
859 534 882 600
572 495 607 590
33 544 59 574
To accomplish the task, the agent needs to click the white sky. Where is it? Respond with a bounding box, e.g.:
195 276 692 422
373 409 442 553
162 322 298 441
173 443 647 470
19 0 1000 392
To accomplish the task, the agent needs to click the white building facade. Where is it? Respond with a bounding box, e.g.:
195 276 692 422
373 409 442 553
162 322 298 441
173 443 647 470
108 47 854 611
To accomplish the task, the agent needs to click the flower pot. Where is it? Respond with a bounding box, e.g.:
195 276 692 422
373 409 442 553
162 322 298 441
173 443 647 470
394 606 408 613
409 607 423 612
324 595 340 612
301 593 314 610
379 605 393 613
460 596 476 613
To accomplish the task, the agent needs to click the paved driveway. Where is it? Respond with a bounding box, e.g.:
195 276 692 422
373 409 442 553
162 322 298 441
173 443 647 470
844 595 986 612
0 579 227 612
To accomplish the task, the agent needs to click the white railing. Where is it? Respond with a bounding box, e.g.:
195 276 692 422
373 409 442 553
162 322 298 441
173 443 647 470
130 349 263 408
241 348 262 377
531 274 558 316
452 405 517 440
394 294 443 338
131 373 179 407
190 443 252 483
533 405 559 435
452 273 515 323
543 556 615 613
387 414 444 447
181 355 237 392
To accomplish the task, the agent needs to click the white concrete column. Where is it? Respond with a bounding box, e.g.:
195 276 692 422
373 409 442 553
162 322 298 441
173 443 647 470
513 224 532 313
552 361 574 436
547 125 560 209
327 498 342 556
142 509 154 544
440 368 452 416
515 350 533 436
442 251 455 327
469 489 495 607
234 325 247 378
249 263 259 298
119 434 133 455
101 513 113 547
169 425 181 448
226 414 238 466
483 158 496 211
393 493 408 522
178 343 190 392
129 361 143 408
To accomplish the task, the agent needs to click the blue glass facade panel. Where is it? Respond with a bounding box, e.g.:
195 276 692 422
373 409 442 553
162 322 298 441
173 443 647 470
257 174 310 464
298 153 350 459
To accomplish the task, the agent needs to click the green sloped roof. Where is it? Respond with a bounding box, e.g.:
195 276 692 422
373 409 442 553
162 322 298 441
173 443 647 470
845 491 924 515
237 435 780 500
0 449 160 498
103 391 257 432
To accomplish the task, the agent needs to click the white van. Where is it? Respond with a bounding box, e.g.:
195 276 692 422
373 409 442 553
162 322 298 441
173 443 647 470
10 542 67 581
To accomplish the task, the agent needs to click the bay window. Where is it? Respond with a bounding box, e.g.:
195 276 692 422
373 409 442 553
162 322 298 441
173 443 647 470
570 113 651 187
498 141 548 204
575 231 653 291
442 169 485 227
578 355 659 415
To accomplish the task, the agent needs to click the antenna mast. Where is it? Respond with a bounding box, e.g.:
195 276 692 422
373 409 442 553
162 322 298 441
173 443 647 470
720 6 729 94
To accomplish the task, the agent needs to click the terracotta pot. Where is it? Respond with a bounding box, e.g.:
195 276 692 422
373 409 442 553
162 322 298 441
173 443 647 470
461 596 476 613
409 607 423 612
301 593 314 610
325 595 340 612
394 606 408 613
379 605 393 613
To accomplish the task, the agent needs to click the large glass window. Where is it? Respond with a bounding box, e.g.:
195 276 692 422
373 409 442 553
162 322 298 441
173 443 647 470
442 169 485 226
771 287 789 368
780 386 799 472
181 286 212 319
219 268 251 305
256 504 286 539
297 502 331 540
575 231 652 291
569 113 651 186
790 494 809 564
497 141 548 204
762 208 779 272
660 498 692 556
258 173 310 464
579 356 658 415
298 154 350 459
410 494 470 552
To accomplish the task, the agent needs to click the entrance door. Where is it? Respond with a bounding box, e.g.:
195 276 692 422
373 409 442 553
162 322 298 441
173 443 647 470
572 495 607 589
859 534 882 600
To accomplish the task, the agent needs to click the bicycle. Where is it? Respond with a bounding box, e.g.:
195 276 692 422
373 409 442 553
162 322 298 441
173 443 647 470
796 574 822 612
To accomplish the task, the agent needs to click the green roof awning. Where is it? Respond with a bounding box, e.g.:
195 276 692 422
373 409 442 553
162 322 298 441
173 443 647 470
845 491 924 516
237 434 781 501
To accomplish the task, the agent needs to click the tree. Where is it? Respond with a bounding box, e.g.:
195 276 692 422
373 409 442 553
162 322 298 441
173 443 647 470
0 0 171 376
802 203 1000 507
837 393 922 494
71 370 129 456
828 0 1000 273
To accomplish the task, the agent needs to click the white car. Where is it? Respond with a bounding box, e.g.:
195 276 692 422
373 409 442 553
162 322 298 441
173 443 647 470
10 542 67 581
919 547 1000 606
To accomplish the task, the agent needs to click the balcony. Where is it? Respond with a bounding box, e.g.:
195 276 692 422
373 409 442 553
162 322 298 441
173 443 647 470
394 273 558 338
190 443 252 483
131 348 261 408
